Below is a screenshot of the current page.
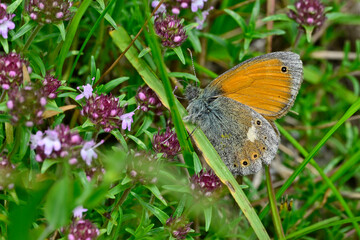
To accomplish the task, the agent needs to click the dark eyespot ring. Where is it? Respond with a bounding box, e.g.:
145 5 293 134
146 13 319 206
251 153 259 160
264 136 267 140
256 119 262 126
240 159 248 166
263 146 266 150
281 66 287 73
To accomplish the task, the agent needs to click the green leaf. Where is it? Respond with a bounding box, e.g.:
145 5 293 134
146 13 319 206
187 29 201 53
128 135 147 150
101 77 129 93
204 207 212 232
135 114 153 137
172 47 185 65
168 72 198 82
7 0 23 13
145 184 167 206
0 38 9 53
11 21 37 41
111 129 128 151
224 9 247 32
249 0 260 30
174 195 187 218
56 0 92 78
193 152 202 173
55 22 66 41
138 47 151 58
44 177 73 228
131 192 169 224
262 14 290 22
41 159 60 173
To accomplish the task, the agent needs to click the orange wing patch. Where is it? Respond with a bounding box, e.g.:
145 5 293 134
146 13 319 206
209 54 302 120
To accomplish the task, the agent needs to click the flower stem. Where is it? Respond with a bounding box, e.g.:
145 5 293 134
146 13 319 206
265 165 285 240
23 24 43 52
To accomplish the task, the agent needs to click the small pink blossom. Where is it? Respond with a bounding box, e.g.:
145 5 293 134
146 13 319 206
73 206 88 219
75 84 93 100
120 111 136 131
81 140 104 166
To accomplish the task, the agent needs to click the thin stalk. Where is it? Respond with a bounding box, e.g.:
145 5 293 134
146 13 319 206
68 0 117 82
23 24 43 51
94 0 166 88
265 166 285 239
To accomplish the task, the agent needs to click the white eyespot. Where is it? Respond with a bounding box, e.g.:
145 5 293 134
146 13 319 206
247 125 257 142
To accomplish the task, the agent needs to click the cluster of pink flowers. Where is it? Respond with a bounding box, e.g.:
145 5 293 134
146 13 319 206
26 0 74 24
30 124 102 167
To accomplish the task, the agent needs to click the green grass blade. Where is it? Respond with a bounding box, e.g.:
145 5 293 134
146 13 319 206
287 216 360 239
56 0 92 78
68 0 117 81
110 26 271 240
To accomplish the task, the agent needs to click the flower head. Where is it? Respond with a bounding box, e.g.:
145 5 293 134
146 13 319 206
26 0 74 24
166 216 193 240
81 94 124 132
190 169 222 197
7 83 46 127
0 52 31 89
127 151 159 185
30 124 83 162
152 127 181 158
154 14 187 48
0 3 15 39
288 0 326 29
42 74 61 99
0 157 16 190
68 219 99 240
136 85 163 115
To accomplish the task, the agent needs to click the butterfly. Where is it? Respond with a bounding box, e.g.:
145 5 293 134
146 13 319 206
184 52 303 176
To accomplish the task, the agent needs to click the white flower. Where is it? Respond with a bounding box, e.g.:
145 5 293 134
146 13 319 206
38 130 61 156
81 140 103 166
75 84 93 100
191 0 207 12
120 112 135 131
73 206 88 218
30 131 44 149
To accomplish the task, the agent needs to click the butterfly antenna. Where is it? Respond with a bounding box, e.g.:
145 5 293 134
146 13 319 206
187 48 198 86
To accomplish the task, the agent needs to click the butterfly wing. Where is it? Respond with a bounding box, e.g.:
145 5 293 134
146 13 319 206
206 52 303 120
187 96 279 176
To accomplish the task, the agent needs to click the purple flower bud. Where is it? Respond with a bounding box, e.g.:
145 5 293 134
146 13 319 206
68 219 99 240
136 86 163 115
154 14 187 48
26 0 74 24
152 127 181 158
288 0 326 30
42 74 61 99
81 94 124 132
166 216 193 239
7 83 45 126
0 52 30 89
190 169 222 197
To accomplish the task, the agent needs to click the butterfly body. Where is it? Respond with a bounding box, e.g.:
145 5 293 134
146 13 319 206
184 52 303 176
